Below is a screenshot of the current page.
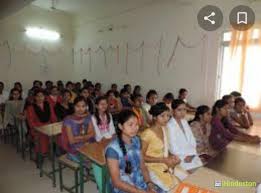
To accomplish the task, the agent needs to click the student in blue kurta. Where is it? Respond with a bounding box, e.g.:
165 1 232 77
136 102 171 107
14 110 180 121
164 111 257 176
105 110 164 193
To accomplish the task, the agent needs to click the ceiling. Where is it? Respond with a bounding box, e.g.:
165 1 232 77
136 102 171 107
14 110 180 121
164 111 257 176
32 0 160 21
0 0 35 20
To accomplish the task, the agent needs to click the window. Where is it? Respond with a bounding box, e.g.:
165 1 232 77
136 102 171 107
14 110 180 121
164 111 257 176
218 29 261 111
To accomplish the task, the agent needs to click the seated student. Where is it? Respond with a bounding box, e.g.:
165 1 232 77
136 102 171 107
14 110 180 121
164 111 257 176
30 80 43 91
123 84 132 95
141 103 180 192
178 88 196 112
4 88 25 127
222 95 235 121
80 87 95 114
47 86 62 109
4 88 26 145
24 86 38 110
107 90 122 114
230 97 253 129
142 90 158 123
111 83 120 98
73 82 82 96
94 82 103 97
57 80 65 94
26 89 57 157
163 93 175 110
62 96 95 159
14 82 26 99
209 99 260 151
105 110 161 193
92 96 115 142
189 105 216 164
230 91 242 99
54 90 74 121
65 81 77 103
82 79 88 88
120 88 133 109
167 99 203 171
131 94 148 131
44 80 53 95
133 85 142 97
62 96 106 191
87 84 95 100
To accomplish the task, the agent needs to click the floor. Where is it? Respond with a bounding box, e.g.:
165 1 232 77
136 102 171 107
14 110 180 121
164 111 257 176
0 143 99 193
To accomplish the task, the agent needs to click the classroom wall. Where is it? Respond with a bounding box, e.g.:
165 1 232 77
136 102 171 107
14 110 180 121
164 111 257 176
72 0 261 106
0 5 74 92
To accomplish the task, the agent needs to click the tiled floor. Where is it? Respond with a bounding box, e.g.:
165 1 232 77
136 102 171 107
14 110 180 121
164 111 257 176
0 143 99 193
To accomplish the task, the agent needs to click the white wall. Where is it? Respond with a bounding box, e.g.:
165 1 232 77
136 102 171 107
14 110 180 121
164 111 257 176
73 0 261 106
0 5 74 92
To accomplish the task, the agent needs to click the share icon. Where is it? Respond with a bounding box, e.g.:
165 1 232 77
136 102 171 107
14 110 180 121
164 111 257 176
204 12 216 25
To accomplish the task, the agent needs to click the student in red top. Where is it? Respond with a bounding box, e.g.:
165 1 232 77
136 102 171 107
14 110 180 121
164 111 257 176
47 86 62 109
26 89 57 156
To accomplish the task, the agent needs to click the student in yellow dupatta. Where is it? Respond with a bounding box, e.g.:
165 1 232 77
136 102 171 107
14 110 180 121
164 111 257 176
141 103 181 192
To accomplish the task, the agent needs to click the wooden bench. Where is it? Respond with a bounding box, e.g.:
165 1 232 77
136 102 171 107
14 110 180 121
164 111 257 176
58 154 94 193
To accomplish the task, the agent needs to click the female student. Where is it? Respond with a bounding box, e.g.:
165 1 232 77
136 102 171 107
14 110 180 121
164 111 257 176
62 96 95 160
189 105 216 163
62 97 105 191
133 85 142 97
120 88 133 109
210 99 260 151
4 88 25 127
47 86 62 109
26 89 57 156
4 88 26 145
91 96 116 142
94 82 103 97
14 82 26 99
142 90 158 123
178 88 196 112
123 84 132 95
65 81 77 103
167 99 203 171
107 90 122 114
111 84 120 98
131 94 148 130
57 80 65 94
141 103 180 192
163 93 175 110
105 110 161 193
230 97 253 129
80 87 95 114
54 90 74 121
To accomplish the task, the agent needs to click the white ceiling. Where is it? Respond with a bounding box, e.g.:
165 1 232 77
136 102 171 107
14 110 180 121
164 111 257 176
32 0 160 20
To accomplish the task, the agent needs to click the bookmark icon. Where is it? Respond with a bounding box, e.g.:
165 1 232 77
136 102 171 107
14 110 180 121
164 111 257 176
237 12 248 24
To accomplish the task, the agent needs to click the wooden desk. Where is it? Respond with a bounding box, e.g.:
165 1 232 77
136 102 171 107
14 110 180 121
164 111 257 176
78 139 111 166
227 141 261 156
206 147 261 183
78 139 112 193
174 167 256 193
35 122 63 187
35 122 62 136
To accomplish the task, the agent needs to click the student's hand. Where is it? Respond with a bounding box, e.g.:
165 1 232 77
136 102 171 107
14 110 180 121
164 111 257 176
249 136 261 144
170 155 181 165
164 157 176 168
184 155 195 163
